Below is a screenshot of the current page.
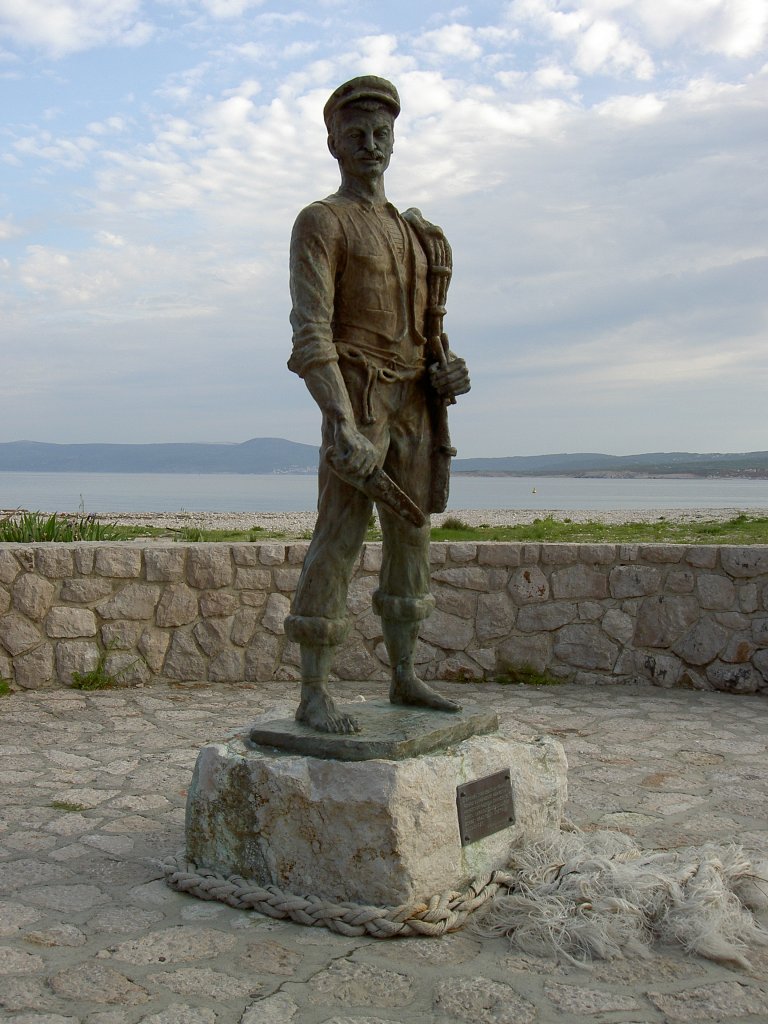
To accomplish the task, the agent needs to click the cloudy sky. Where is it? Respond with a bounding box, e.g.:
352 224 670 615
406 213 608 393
1 0 766 458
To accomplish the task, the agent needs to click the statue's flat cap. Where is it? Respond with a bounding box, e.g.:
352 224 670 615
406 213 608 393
323 76 400 129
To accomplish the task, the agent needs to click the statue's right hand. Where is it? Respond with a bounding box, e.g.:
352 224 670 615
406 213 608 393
331 422 379 480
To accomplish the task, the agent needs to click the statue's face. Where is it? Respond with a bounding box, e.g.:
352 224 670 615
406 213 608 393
329 106 394 182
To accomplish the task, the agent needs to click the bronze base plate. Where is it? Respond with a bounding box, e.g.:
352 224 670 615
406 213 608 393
248 700 499 761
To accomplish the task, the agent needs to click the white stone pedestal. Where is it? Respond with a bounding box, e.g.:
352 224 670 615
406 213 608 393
186 712 567 906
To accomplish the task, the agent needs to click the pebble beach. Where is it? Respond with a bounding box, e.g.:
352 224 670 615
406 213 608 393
90 506 768 535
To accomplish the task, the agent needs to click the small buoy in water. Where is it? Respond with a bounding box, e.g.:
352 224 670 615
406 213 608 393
532 487 537 494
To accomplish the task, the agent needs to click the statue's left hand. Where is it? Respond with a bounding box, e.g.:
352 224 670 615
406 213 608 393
429 357 471 400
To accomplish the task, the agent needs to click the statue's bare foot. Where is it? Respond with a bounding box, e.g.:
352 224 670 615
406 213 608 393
390 671 461 713
296 687 360 734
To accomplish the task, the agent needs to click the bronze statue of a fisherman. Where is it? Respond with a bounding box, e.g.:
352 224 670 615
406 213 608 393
285 76 471 734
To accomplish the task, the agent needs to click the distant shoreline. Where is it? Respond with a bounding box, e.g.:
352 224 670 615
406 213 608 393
67 506 768 536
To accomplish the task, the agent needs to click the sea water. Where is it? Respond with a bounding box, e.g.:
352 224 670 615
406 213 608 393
2 471 768 514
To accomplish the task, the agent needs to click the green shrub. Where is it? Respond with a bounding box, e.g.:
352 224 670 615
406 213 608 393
0 678 12 697
70 644 136 690
0 511 120 542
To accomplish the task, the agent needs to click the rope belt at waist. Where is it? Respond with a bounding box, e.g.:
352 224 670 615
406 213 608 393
336 343 425 425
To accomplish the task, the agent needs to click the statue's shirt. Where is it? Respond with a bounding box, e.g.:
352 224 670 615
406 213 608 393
288 192 429 379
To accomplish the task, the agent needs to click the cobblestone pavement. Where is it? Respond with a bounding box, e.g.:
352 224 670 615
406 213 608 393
1 680 767 1024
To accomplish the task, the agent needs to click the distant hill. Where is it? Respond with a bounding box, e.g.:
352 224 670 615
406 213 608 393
452 451 768 479
0 438 318 474
0 440 766 478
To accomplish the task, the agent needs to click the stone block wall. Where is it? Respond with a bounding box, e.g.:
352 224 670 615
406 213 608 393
0 541 767 694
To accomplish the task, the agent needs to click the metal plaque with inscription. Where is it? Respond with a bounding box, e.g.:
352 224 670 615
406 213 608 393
456 768 515 846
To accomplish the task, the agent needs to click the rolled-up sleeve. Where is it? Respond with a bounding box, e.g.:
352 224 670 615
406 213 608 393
287 202 343 378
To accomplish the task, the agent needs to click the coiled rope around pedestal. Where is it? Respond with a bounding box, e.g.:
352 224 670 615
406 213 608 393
159 832 768 965
160 854 513 938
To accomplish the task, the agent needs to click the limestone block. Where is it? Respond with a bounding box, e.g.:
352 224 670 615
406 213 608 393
235 567 272 591
259 543 286 566
60 578 113 603
516 601 574 633
739 583 758 614
487 568 509 592
244 634 279 682
194 618 232 657
94 547 142 578
696 574 736 610
434 583 478 620
333 641 386 682
101 621 142 650
14 642 54 689
437 653 485 682
186 547 234 589
615 650 682 688
706 660 762 694
633 595 699 648
97 583 160 620
356 610 383 640
498 634 551 674
508 567 549 605
540 544 578 566
163 630 207 681
74 547 95 573
347 575 377 615
206 649 241 683
429 544 447 565
261 593 290 635
666 570 694 594
601 608 634 645
577 600 603 621
240 590 267 611
362 543 382 572
420 608 474 651
753 650 768 683
554 624 617 671
287 542 309 564
46 607 98 639
34 547 74 578
186 729 567 905
138 628 170 674
448 542 477 563
0 650 11 680
56 640 100 685
145 548 186 582
432 567 490 592
226 545 256 567
12 574 55 621
0 550 20 584
105 651 151 686
618 544 639 562
721 546 768 578
475 592 515 641
752 616 768 646
685 546 718 569
477 543 520 567
520 544 540 564
0 585 9 615
0 612 43 655
638 545 684 564
673 618 728 666
578 544 616 565
156 585 198 627
721 635 754 664
273 567 302 592
199 590 239 617
231 607 259 647
609 565 661 599
715 610 750 630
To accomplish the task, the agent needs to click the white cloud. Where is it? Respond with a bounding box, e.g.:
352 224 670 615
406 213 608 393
417 23 483 61
0 217 22 240
0 0 153 56
198 0 265 18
